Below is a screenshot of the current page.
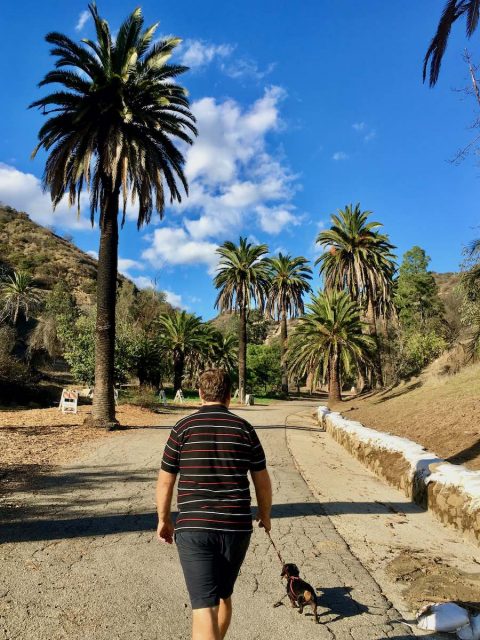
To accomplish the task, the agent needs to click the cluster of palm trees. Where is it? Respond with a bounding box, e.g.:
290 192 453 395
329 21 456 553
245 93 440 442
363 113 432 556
213 205 396 405
214 239 312 402
157 311 237 393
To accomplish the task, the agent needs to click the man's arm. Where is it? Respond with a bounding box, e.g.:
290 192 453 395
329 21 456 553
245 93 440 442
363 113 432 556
156 470 177 544
251 468 272 532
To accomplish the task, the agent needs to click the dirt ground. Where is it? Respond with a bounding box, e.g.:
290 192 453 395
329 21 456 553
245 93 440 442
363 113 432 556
387 551 480 612
0 403 192 507
338 362 480 470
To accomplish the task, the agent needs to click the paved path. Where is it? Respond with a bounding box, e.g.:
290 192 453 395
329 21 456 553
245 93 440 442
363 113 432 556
1 401 419 639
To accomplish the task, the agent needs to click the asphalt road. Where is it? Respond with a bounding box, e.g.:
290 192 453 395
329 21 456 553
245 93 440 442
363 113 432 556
0 401 416 640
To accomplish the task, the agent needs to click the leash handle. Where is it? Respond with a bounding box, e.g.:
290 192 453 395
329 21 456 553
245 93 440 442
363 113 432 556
265 529 284 566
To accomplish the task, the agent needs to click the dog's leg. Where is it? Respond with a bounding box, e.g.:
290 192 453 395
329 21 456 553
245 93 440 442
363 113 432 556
312 600 319 624
297 596 305 615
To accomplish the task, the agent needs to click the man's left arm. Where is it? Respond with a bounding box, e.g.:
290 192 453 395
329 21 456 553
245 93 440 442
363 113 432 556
156 470 177 544
157 424 182 544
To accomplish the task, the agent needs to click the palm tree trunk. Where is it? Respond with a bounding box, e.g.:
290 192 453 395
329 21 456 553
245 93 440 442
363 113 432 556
328 350 342 405
91 190 119 429
280 306 288 395
238 305 247 403
173 348 184 393
366 299 383 388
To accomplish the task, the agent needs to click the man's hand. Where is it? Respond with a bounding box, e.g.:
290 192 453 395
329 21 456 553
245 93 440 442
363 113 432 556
256 513 271 533
157 518 174 544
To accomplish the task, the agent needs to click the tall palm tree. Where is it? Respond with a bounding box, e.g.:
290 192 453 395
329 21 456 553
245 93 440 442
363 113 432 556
157 311 206 393
287 290 375 405
30 5 196 428
0 271 42 324
424 0 480 87
214 237 270 402
266 254 312 394
315 204 396 386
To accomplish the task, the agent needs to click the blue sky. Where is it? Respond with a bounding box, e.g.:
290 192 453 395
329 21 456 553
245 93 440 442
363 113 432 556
0 1 479 318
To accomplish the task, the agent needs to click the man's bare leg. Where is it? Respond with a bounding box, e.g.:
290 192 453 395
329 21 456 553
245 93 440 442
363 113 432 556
192 607 220 640
218 598 232 639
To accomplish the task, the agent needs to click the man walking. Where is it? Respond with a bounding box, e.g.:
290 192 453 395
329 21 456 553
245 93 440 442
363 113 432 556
156 369 272 640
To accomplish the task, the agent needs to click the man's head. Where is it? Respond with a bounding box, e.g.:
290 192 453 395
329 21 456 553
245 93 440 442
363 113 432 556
198 369 232 406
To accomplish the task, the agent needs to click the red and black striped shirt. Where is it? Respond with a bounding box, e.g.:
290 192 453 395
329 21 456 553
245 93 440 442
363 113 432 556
161 404 267 533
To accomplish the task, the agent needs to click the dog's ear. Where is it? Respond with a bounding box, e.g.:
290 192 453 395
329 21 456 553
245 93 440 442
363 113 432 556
280 564 287 577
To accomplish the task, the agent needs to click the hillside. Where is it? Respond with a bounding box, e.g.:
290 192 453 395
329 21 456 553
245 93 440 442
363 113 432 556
339 360 480 470
0 204 130 305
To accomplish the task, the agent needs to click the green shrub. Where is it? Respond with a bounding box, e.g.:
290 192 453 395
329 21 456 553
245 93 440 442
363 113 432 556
247 342 282 395
399 330 447 378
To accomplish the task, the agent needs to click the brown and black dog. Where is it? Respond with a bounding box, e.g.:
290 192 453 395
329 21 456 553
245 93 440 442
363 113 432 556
280 563 319 623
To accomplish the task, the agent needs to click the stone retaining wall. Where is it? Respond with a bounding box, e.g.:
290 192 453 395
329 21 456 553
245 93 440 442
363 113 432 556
317 406 480 545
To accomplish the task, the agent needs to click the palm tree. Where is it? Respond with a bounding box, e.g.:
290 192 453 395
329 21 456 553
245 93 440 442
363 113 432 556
287 290 375 405
214 238 270 402
30 5 196 428
211 331 238 374
315 204 396 387
266 254 312 394
424 1 480 87
157 311 206 393
0 271 42 324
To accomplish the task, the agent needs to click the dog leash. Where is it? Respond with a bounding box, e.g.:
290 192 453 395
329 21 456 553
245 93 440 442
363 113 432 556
265 529 285 567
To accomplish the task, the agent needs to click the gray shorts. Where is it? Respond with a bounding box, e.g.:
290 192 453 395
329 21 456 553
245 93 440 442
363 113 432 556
176 531 251 609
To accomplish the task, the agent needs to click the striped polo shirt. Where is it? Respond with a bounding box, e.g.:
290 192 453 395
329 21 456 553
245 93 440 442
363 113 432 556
161 404 267 533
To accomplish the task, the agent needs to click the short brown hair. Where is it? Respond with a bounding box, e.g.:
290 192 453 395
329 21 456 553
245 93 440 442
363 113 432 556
199 369 232 403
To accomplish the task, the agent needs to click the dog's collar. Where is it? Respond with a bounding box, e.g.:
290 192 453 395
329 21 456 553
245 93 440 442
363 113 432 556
288 576 300 598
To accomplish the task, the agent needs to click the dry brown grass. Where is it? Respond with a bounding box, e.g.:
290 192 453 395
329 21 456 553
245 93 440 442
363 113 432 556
338 362 480 469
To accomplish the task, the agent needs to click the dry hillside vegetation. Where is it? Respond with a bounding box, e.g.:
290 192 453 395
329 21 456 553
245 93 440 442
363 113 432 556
0 205 129 305
340 361 480 469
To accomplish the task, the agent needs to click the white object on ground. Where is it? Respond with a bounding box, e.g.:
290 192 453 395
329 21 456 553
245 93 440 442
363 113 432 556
416 603 470 632
174 389 185 403
245 394 254 406
59 389 78 414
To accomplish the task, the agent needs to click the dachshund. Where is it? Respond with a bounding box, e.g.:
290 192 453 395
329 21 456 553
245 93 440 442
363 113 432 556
280 563 319 623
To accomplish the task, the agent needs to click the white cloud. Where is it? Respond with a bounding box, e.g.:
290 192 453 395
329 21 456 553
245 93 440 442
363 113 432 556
222 59 275 82
164 290 186 309
0 163 92 230
140 87 301 273
87 250 98 260
118 257 144 277
142 227 219 274
171 87 297 238
75 10 90 32
132 276 155 290
256 205 299 235
353 121 376 143
178 39 273 82
180 39 233 69
332 152 349 161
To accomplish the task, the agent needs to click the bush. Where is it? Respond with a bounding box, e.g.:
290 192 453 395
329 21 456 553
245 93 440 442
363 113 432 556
247 342 282 395
0 324 33 403
398 330 447 378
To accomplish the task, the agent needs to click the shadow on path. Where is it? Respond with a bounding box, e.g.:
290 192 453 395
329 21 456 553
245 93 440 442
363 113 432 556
316 586 369 621
2 499 421 544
